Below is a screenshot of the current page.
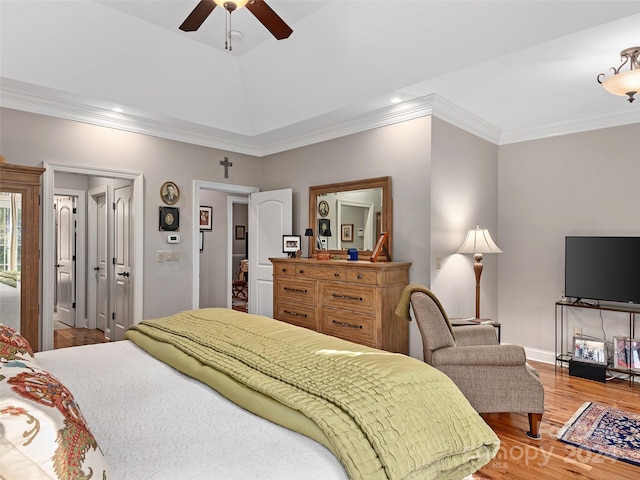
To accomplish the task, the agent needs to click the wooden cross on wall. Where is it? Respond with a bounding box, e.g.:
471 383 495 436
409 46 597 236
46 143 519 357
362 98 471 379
220 157 233 178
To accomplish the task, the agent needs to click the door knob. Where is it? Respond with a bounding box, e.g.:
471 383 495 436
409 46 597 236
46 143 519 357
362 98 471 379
117 272 130 277
93 267 100 271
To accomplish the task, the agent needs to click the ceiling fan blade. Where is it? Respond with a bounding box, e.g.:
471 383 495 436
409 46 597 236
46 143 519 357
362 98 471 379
179 0 217 32
246 0 293 40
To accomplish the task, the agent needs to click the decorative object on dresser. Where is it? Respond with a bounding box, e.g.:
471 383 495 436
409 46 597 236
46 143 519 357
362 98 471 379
282 235 301 258
271 257 411 354
369 231 391 262
304 228 314 257
456 224 503 318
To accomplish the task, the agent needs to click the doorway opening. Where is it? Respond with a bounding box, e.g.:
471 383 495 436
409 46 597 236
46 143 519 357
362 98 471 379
42 163 143 351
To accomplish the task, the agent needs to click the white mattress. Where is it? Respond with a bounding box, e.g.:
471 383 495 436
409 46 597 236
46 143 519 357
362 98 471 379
36 340 347 480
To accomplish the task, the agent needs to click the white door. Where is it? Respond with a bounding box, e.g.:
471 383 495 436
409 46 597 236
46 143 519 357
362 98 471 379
93 190 110 338
248 189 292 317
112 184 133 340
55 196 75 327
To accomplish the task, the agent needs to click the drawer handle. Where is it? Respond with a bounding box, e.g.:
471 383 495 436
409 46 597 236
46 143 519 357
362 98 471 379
299 269 304 274
357 274 364 279
284 310 307 318
331 293 363 302
281 268 287 273
334 272 341 277
332 319 363 329
284 287 308 293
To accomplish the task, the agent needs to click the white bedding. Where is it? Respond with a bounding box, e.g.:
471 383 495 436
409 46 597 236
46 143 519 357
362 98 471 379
36 340 347 480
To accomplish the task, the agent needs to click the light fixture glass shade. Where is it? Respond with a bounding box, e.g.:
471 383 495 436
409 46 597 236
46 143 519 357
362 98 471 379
456 225 503 255
215 0 249 10
600 69 640 97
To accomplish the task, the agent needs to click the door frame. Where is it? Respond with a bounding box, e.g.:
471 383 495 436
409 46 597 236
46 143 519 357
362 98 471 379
53 189 86 328
42 162 144 351
191 180 259 310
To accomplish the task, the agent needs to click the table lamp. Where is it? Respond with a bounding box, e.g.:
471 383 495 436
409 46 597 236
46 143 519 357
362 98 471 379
456 224 503 319
305 228 314 257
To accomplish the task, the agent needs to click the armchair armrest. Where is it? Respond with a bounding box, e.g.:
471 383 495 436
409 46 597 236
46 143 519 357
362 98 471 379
432 344 526 367
453 325 498 346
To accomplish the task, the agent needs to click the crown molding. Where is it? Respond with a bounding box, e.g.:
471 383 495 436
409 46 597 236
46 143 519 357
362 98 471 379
499 108 640 144
2 82 638 156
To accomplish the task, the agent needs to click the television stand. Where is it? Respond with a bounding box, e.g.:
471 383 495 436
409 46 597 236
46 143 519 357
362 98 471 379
555 301 639 385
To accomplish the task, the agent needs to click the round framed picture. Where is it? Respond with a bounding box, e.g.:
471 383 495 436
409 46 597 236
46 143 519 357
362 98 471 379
318 200 329 217
161 181 180 205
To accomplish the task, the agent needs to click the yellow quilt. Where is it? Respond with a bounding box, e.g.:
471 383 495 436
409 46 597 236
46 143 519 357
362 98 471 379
126 308 499 479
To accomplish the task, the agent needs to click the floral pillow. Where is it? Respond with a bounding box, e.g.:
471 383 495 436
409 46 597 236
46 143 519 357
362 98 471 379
0 325 110 479
0 323 34 362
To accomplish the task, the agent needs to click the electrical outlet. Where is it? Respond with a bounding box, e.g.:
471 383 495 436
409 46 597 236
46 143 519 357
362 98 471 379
573 327 582 336
157 251 166 262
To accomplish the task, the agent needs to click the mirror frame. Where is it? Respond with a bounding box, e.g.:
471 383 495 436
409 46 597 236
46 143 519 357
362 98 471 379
309 176 392 260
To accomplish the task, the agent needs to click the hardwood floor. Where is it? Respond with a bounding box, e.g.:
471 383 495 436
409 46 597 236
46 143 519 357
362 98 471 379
476 361 639 479
54 327 107 349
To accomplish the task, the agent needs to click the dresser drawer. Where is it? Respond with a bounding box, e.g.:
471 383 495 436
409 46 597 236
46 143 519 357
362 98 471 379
321 283 376 314
275 278 317 304
307 265 347 281
320 310 375 347
345 269 379 285
273 263 297 276
275 300 317 331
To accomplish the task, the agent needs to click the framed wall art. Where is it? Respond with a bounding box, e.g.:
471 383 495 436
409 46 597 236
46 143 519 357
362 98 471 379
161 181 180 205
159 206 179 231
199 206 212 230
341 224 354 242
235 225 245 240
318 200 330 217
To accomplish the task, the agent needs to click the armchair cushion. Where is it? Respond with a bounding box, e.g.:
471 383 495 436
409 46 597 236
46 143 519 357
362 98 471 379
432 344 527 367
452 325 499 346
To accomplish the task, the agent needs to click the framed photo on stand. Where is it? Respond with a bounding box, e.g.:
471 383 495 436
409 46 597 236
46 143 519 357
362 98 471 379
369 231 391 262
282 235 301 258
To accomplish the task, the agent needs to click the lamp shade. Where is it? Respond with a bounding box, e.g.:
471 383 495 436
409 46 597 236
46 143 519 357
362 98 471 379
456 224 503 255
325 229 332 237
600 69 640 97
305 228 313 237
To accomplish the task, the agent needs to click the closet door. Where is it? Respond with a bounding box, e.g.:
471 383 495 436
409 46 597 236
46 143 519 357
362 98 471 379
0 163 45 351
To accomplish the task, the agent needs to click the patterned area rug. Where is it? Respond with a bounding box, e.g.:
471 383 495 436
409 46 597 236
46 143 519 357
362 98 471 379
557 402 640 466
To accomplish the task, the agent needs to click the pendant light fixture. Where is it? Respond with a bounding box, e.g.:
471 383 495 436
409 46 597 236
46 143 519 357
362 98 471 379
597 47 640 103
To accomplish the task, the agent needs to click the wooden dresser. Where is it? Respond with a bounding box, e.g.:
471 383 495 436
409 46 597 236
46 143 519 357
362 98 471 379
270 258 411 354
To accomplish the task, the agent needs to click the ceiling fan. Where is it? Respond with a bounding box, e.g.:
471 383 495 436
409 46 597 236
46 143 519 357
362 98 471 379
179 0 293 43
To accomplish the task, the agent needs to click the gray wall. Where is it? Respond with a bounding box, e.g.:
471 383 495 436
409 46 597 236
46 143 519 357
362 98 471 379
1 108 262 319
498 124 640 361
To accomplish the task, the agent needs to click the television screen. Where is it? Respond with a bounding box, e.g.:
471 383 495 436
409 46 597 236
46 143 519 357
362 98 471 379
565 236 640 305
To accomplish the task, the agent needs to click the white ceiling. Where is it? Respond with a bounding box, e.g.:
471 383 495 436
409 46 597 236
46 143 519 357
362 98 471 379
1 1 640 156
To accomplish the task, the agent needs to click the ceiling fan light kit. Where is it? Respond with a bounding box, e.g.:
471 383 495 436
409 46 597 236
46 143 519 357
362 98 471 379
597 47 640 103
180 0 292 52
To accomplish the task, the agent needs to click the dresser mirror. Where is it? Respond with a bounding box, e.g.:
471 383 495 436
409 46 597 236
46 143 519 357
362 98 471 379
308 176 392 259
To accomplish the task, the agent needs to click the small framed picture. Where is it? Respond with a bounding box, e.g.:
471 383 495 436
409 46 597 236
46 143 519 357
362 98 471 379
282 235 301 257
199 231 204 252
159 206 180 231
161 181 180 205
318 218 330 236
370 231 391 262
318 200 330 217
341 224 354 242
235 225 245 240
199 206 212 231
573 336 607 365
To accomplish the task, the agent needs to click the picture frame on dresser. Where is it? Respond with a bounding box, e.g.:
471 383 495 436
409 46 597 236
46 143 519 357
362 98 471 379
370 232 390 262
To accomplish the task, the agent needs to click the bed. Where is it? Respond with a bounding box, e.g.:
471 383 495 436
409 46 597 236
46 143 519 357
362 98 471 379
1 308 500 479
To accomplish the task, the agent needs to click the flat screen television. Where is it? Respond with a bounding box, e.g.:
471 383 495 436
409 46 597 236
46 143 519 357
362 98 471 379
564 236 640 305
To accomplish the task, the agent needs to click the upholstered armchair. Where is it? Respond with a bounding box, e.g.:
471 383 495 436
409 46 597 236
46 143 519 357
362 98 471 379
406 288 544 439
